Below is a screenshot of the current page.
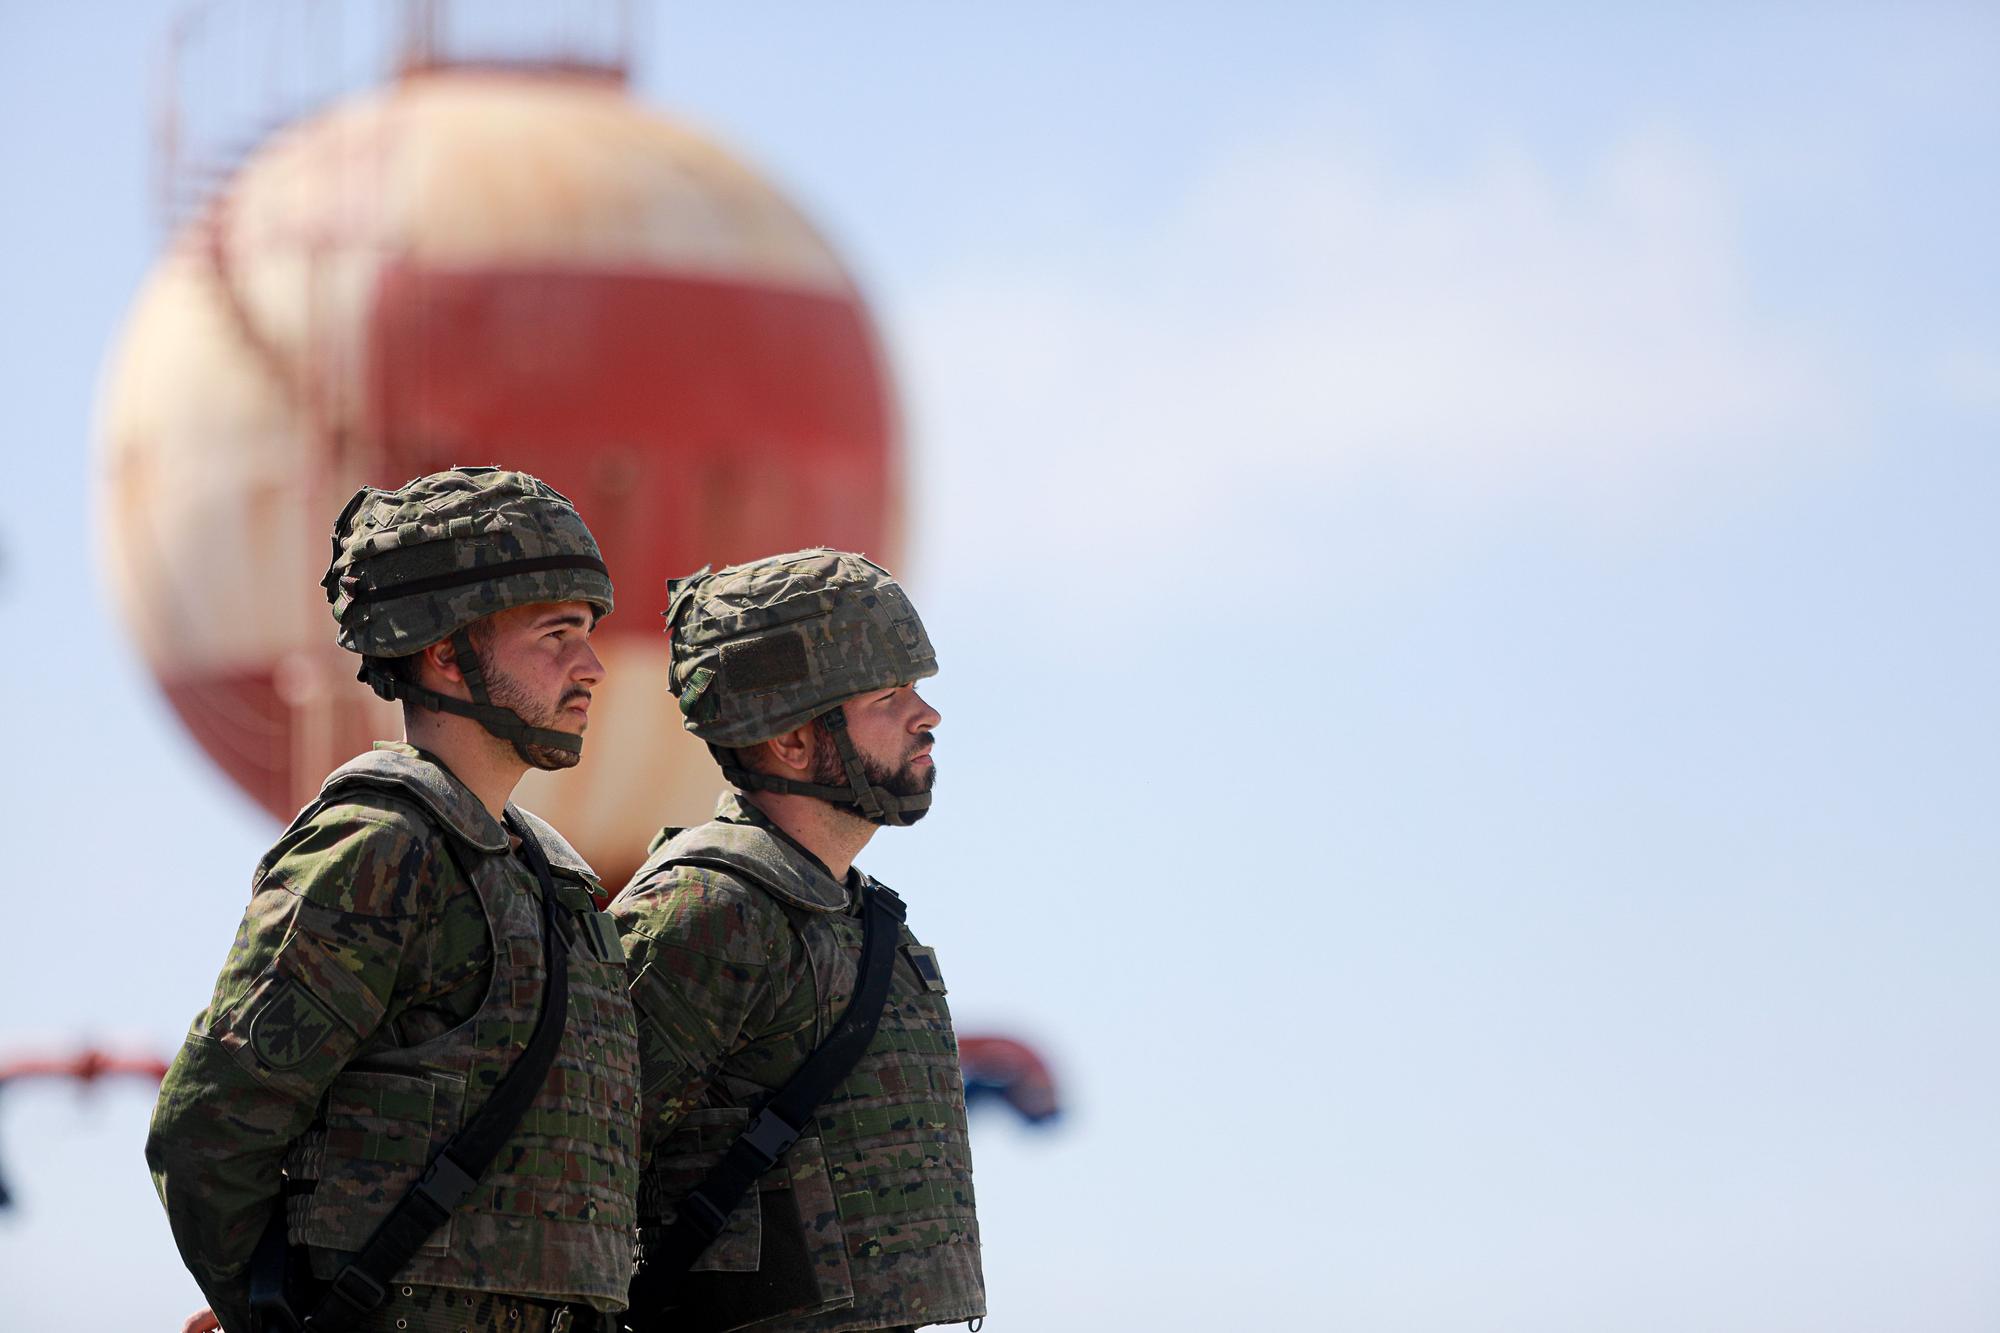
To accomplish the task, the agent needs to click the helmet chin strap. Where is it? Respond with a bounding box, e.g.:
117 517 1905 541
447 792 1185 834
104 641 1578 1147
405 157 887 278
360 629 583 770
713 706 931 828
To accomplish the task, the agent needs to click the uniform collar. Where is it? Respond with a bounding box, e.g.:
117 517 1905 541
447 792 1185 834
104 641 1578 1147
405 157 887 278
358 741 511 854
713 789 861 907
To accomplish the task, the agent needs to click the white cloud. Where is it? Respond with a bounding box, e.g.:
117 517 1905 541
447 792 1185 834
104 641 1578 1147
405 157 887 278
894 124 1852 590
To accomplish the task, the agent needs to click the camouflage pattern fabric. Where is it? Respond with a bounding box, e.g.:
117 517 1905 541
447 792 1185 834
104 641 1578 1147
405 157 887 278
666 549 936 746
609 792 984 1333
148 745 639 1333
285 754 640 1306
325 467 614 658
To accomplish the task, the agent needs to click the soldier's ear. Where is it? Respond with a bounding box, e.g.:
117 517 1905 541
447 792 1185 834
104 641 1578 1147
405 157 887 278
761 721 818 776
419 637 466 689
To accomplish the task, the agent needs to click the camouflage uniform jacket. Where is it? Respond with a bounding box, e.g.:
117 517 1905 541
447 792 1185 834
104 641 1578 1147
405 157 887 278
146 744 640 1332
609 791 984 1333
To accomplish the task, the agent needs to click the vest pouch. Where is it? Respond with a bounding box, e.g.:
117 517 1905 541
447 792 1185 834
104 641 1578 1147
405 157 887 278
296 1068 464 1260
665 1133 856 1333
639 1108 763 1274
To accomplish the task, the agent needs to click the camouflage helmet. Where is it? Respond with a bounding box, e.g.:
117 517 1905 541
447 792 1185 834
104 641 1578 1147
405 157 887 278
666 548 937 826
323 466 614 766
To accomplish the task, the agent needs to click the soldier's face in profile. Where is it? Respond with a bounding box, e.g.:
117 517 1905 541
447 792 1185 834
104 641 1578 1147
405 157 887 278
469 599 606 769
815 684 940 802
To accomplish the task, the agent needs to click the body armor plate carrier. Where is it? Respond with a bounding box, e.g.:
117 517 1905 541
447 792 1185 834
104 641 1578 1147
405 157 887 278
633 816 985 1333
280 750 641 1311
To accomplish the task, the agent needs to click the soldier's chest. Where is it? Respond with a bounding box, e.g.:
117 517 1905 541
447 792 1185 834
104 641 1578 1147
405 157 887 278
804 911 955 1040
722 902 958 1105
394 855 539 1043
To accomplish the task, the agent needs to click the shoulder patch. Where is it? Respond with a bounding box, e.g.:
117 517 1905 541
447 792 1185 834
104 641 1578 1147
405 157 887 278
904 945 948 995
247 978 340 1071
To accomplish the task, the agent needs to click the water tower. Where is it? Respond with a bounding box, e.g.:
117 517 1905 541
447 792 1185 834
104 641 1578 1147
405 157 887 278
95 0 902 883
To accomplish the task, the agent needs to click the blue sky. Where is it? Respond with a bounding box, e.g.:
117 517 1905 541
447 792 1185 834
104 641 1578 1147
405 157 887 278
2 3 1998 1329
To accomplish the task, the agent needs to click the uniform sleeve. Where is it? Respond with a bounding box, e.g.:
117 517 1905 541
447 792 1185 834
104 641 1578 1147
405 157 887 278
610 869 789 1158
145 803 442 1333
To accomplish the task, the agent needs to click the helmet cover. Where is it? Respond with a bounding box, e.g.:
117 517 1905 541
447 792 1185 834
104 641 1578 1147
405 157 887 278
666 547 937 747
324 466 613 657
322 466 614 768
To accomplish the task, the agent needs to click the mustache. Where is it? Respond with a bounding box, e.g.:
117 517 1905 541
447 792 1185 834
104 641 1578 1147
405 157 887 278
560 686 593 707
908 730 935 757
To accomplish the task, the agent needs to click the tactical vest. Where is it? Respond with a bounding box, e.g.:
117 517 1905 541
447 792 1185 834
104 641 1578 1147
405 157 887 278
636 815 985 1333
280 748 641 1311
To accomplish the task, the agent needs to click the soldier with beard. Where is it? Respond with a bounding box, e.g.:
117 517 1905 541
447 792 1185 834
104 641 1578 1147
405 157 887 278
148 468 640 1333
611 549 985 1333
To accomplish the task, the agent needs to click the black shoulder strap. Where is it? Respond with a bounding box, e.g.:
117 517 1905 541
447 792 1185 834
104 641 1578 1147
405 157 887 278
299 815 574 1332
635 882 908 1299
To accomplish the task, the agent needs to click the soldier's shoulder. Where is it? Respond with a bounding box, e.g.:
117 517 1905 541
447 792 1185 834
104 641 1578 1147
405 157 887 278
301 785 441 832
613 852 779 916
610 851 789 962
258 790 459 917
507 803 604 897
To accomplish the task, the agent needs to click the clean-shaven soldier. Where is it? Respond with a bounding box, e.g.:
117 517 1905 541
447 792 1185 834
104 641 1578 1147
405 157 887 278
611 548 985 1333
148 469 640 1333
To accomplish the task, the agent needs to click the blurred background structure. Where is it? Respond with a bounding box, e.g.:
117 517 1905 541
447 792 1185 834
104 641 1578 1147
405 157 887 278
5 2 2000 1330
104 0 902 882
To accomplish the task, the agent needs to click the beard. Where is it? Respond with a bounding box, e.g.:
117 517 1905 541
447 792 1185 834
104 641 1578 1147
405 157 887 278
481 651 589 771
810 721 936 822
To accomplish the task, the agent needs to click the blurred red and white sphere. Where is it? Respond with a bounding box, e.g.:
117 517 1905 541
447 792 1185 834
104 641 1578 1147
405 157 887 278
96 67 901 883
